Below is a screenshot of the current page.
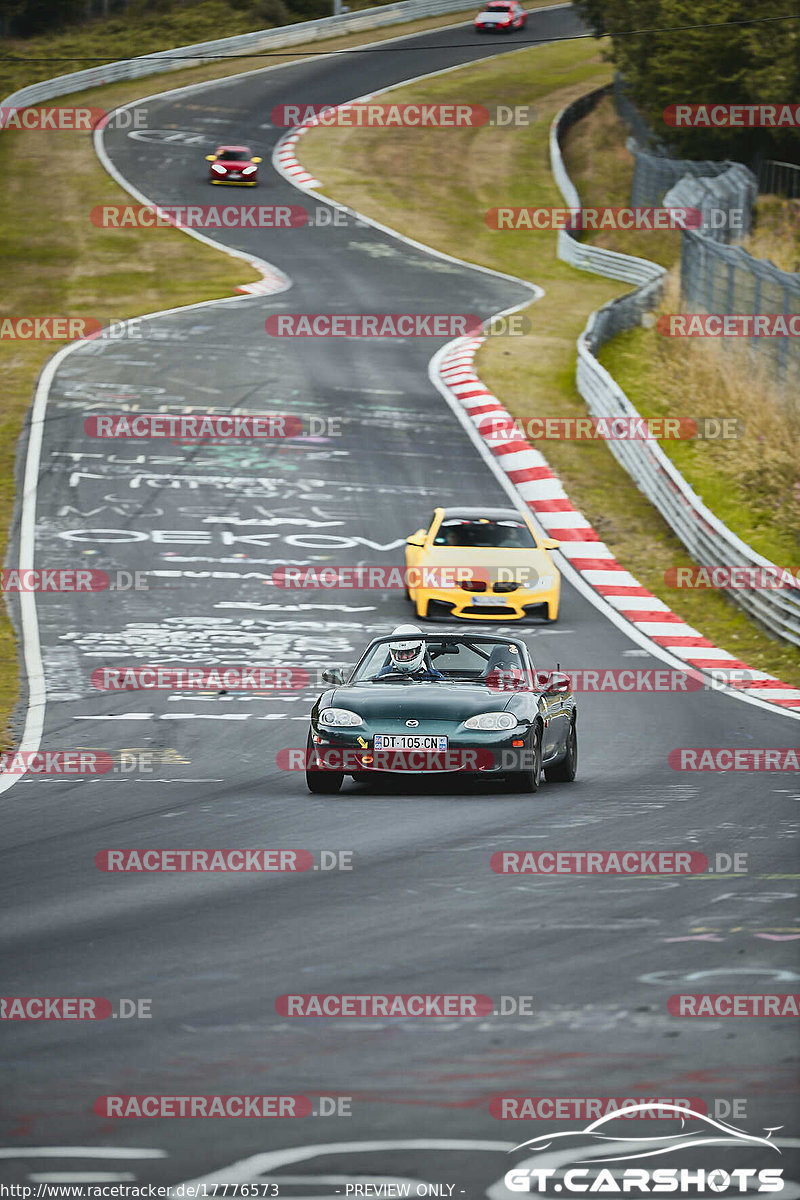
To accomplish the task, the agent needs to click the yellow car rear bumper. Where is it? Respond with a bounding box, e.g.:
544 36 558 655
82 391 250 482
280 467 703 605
411 585 559 621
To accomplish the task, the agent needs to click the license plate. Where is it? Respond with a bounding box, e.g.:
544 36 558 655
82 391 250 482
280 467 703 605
471 594 504 606
374 735 448 751
228 171 241 177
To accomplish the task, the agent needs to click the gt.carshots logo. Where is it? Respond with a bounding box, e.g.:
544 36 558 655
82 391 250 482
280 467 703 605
504 1106 785 1192
265 315 482 337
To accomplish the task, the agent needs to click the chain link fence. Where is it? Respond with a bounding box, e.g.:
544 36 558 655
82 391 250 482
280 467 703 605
759 160 800 199
551 94 800 649
611 79 799 377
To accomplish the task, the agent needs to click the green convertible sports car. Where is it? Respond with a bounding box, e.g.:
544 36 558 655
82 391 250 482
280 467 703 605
305 627 577 794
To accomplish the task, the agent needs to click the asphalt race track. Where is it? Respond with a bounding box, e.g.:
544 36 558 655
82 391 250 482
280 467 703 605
2 4 799 1192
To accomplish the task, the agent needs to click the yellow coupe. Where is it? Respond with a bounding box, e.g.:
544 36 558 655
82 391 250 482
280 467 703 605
405 506 560 622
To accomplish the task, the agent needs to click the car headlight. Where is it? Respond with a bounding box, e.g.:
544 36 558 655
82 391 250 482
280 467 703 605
464 711 518 731
319 708 363 727
241 164 257 175
533 575 553 590
211 163 227 174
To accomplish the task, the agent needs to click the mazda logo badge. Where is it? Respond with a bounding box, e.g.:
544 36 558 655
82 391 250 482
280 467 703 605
405 719 419 727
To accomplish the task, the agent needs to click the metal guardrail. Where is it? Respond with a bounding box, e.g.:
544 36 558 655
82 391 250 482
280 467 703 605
0 0 483 112
550 90 800 649
759 159 800 199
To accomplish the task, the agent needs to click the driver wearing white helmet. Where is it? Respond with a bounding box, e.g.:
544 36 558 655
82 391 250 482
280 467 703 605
377 625 445 680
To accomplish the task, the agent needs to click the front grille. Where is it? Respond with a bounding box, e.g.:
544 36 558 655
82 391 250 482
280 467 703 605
463 604 515 615
493 582 519 593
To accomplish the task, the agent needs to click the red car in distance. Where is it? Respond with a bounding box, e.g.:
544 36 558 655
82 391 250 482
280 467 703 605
205 145 262 185
473 0 527 30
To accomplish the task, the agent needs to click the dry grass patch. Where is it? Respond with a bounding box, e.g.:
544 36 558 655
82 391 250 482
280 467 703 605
298 40 800 685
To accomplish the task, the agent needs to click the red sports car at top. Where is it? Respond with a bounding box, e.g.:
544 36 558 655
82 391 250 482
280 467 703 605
205 145 262 185
473 0 527 30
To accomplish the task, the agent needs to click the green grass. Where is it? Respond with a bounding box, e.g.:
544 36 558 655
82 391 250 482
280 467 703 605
0 0 417 97
299 39 800 685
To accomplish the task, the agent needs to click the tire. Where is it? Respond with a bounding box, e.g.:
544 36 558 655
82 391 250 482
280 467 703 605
305 732 343 794
507 723 543 793
545 720 577 783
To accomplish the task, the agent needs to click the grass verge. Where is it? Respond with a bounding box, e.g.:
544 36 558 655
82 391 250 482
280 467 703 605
0 5 547 750
561 96 800 570
298 39 800 685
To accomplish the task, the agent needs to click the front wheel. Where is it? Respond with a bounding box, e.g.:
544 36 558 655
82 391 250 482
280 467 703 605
305 732 343 794
546 720 577 783
507 724 542 793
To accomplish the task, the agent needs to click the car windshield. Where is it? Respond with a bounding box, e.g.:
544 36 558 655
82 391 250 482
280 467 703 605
486 4 511 9
218 149 250 161
351 636 529 683
433 518 536 549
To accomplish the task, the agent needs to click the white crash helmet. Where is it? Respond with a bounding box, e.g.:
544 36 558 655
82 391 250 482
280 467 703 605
388 624 426 673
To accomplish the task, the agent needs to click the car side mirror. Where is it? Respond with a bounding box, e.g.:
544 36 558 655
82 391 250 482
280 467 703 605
406 529 427 547
322 667 346 686
252 156 262 163
205 155 216 161
536 670 570 696
541 537 560 550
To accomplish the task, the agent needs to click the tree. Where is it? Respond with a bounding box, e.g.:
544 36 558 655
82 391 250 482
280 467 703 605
580 0 800 162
